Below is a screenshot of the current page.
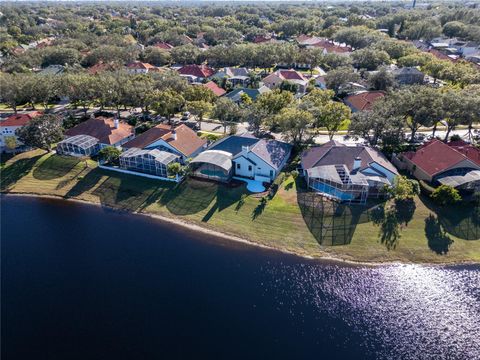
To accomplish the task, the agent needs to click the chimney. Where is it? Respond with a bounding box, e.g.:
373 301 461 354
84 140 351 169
171 129 177 141
242 145 250 153
113 118 119 129
353 156 361 171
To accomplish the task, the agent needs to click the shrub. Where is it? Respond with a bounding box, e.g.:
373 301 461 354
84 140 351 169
291 170 299 180
450 134 461 142
98 146 121 165
431 185 461 206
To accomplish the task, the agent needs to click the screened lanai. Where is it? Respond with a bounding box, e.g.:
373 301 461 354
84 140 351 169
307 165 369 204
119 148 179 178
56 135 100 157
190 150 233 182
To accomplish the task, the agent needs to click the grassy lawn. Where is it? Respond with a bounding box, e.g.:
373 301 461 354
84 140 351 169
2 150 480 263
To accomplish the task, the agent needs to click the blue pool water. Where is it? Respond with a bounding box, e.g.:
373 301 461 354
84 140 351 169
311 181 355 201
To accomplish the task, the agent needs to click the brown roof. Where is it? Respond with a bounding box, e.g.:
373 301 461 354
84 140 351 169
278 69 306 81
123 124 206 157
344 91 385 111
178 65 215 78
127 61 157 70
1 111 42 127
153 42 174 50
402 139 478 176
203 81 226 97
65 117 133 145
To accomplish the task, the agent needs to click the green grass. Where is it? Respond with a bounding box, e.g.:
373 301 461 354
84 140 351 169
2 150 480 263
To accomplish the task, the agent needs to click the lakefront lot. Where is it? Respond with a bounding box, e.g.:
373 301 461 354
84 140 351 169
2 149 480 264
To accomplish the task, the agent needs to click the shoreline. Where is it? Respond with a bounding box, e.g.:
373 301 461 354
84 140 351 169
3 191 479 267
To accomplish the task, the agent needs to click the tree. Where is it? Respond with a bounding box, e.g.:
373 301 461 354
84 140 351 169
98 146 121 165
171 44 201 65
15 114 63 152
186 100 213 128
431 185 461 206
245 105 268 137
256 89 294 116
212 98 243 133
351 48 390 71
183 86 215 103
367 68 396 91
142 47 172 66
313 101 351 140
151 90 185 122
389 175 418 201
167 162 184 178
4 136 18 152
0 73 28 113
41 47 80 67
275 107 314 146
324 67 361 95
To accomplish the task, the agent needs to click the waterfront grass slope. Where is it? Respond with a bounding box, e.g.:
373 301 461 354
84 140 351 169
2 150 480 264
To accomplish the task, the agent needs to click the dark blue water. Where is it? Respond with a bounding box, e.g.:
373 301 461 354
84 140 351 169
2 195 480 360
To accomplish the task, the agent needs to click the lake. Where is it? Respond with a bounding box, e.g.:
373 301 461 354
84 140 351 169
1 195 479 360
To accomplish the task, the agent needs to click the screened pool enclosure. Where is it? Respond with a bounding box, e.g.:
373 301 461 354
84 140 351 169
306 165 370 204
119 148 179 178
56 135 100 157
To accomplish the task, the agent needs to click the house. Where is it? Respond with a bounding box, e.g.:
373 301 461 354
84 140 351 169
343 91 385 112
178 64 215 83
393 139 480 192
190 134 292 184
88 61 121 75
224 86 270 103
126 61 159 74
261 69 308 94
392 67 425 85
119 148 180 178
203 81 226 97
310 39 352 55
153 42 174 51
38 65 65 76
301 141 398 204
122 123 207 163
65 117 134 150
212 67 250 87
0 111 42 152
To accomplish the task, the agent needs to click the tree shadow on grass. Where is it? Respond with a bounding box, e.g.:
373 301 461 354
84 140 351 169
65 169 104 198
162 179 218 216
425 213 454 254
395 198 416 226
0 155 42 191
422 195 480 240
297 192 376 246
252 197 267 220
32 155 80 180
379 208 401 251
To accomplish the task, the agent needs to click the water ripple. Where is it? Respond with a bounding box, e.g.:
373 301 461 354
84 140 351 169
262 263 480 360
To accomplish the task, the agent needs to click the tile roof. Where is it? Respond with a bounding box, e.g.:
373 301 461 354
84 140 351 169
123 124 206 157
1 111 42 127
178 64 215 78
203 81 226 97
344 91 385 111
65 117 133 145
127 61 157 70
153 42 174 50
402 139 480 176
225 86 270 102
278 69 307 81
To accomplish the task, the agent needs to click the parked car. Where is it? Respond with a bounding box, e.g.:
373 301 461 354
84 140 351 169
181 112 191 121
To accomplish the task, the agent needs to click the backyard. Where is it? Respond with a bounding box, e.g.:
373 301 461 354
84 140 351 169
1 150 479 263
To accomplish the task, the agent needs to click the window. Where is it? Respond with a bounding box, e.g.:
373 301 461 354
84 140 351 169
237 163 241 169
248 165 252 171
